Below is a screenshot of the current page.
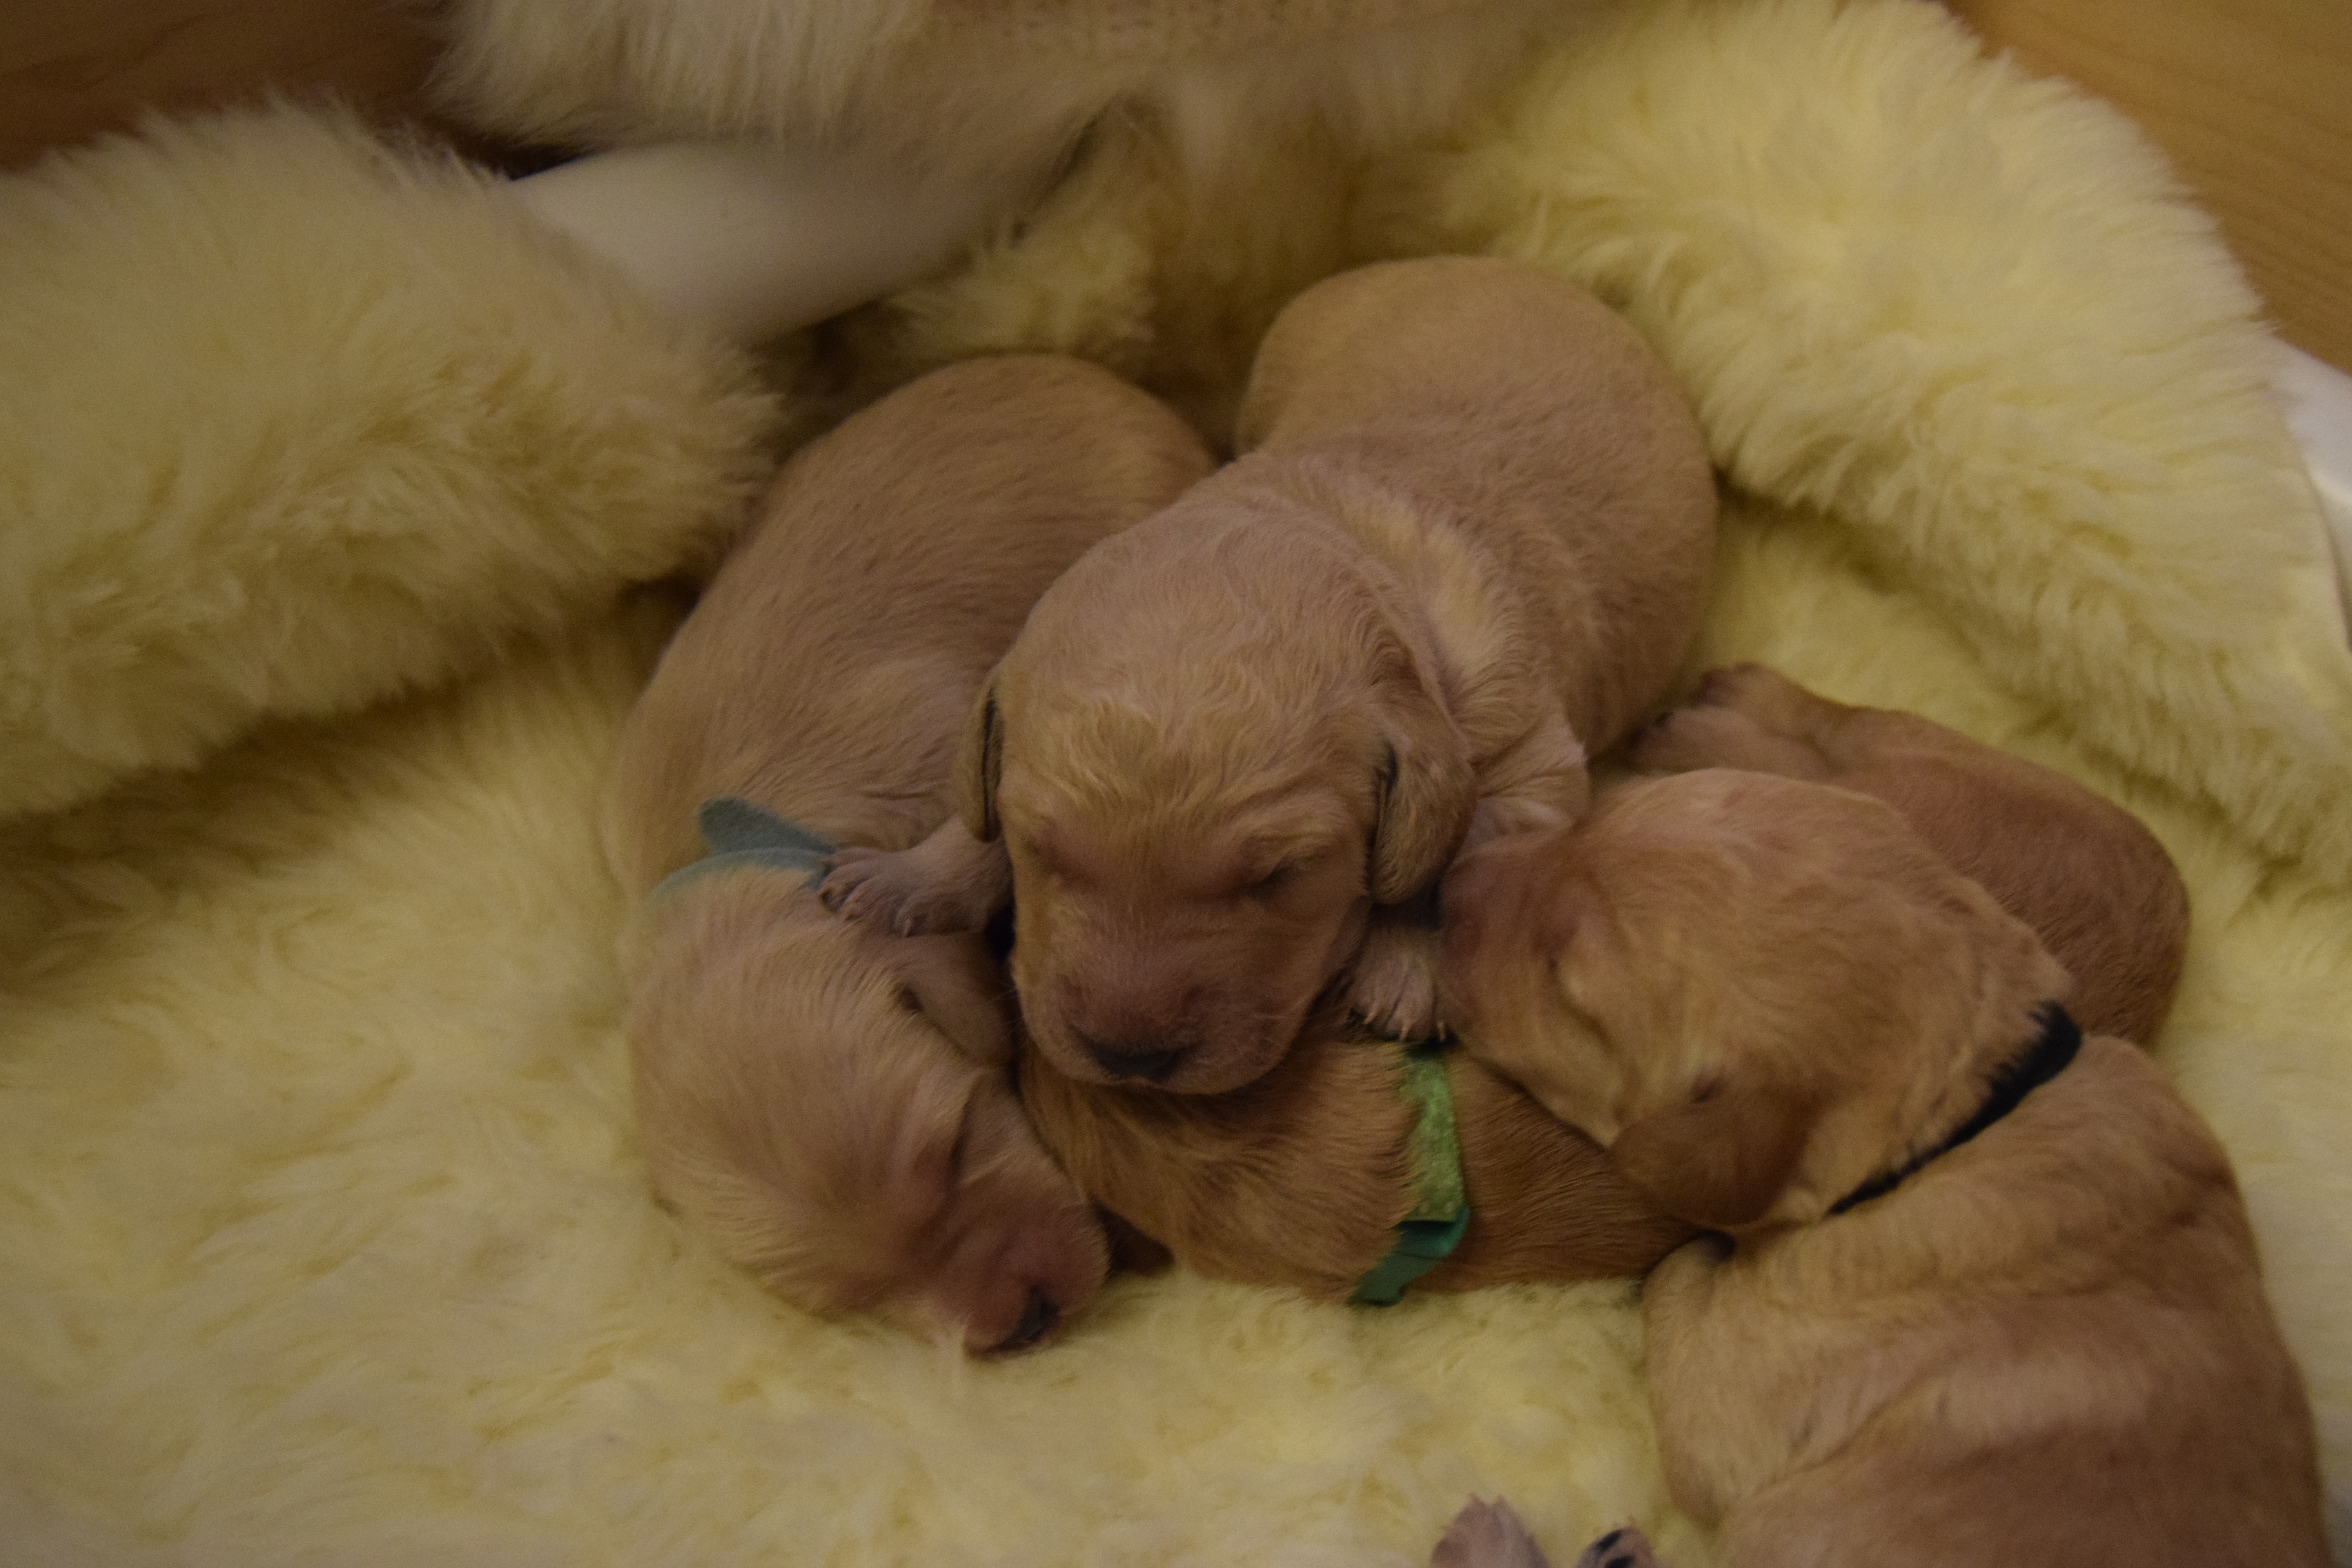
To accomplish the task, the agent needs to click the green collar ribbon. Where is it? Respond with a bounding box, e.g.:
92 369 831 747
1349 1042 1471 1306
652 797 837 899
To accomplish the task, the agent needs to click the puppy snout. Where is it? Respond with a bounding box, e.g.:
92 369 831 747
990 1287 1062 1354
1079 1034 1185 1082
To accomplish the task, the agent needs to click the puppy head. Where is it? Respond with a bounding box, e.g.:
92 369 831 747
962 519 1473 1094
1442 770 2069 1231
624 880 1107 1352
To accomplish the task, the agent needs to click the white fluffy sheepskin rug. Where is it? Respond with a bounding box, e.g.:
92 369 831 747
4 1 2350 1563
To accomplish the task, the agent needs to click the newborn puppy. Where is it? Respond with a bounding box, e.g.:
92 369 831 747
608 354 1213 1352
1629 662 2189 1042
828 256 1715 1094
1440 771 2328 1564
1015 1015 1696 1303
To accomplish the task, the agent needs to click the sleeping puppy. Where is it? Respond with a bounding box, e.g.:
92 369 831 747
1438 770 2328 1565
607 353 1214 1352
1014 1011 1697 1303
825 256 1716 1094
1628 662 2189 1043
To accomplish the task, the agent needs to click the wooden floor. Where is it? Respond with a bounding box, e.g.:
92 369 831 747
1948 0 2352 376
0 1 448 164
3 0 2347 374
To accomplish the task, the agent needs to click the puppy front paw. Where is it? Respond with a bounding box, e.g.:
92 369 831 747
1627 706 1790 776
1630 666 1830 780
818 846 931 933
1349 922 1443 1042
1570 1526 1659 1568
817 827 1007 935
1432 1497 1552 1568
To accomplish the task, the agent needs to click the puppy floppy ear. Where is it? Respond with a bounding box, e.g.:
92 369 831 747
1367 645 1474 906
954 681 1005 842
1609 1074 1816 1230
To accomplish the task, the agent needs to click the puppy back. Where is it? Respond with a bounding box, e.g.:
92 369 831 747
607 355 1213 890
1236 257 1717 754
1238 256 1689 456
1833 712 2191 1043
1711 1034 2329 1559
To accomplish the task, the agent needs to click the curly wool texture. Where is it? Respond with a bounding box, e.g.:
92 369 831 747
0 106 782 819
4 0 2352 1563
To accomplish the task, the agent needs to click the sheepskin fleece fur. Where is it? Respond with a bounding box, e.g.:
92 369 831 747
4 1 2351 1563
0 107 780 820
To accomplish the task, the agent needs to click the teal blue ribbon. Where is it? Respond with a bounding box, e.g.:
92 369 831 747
652 797 837 899
1350 1043 1472 1306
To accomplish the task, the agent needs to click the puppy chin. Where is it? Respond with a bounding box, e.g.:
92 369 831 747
1150 1038 1297 1096
1024 1003 1301 1096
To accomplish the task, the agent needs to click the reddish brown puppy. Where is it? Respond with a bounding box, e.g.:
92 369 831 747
1439 771 2326 1566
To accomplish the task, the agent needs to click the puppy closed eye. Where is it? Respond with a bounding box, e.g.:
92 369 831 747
947 1096 977 1185
1247 862 1300 898
908 1093 980 1219
1243 850 1327 900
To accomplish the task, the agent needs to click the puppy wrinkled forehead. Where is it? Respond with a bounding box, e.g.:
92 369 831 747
999 701 1377 838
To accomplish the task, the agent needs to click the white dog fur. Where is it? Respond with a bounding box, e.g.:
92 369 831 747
430 0 1586 183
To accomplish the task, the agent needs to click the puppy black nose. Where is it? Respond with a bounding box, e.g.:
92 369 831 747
1082 1036 1182 1082
994 1287 1060 1353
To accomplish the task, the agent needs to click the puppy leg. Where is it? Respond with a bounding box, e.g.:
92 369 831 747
1365 727 1587 1037
1365 738 1586 1038
821 817 1010 935
1432 1498 1553 1568
1630 708 1828 779
1628 665 1835 779
1359 793 1589 1042
1351 914 1444 1041
1472 721 1593 845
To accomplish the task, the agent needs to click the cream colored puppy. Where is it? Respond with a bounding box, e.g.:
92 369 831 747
826 256 1716 1095
609 353 1213 1352
1439 771 2328 1564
